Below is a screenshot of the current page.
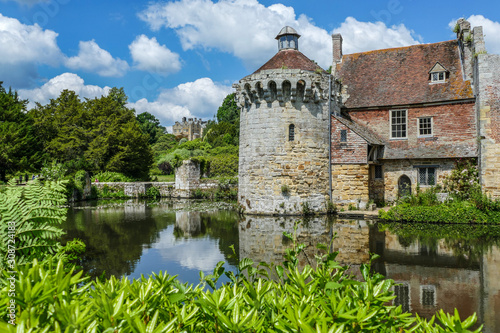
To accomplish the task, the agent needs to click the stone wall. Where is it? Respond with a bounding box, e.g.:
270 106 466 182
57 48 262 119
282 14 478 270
239 216 371 270
236 69 333 215
381 159 456 202
476 52 500 198
330 164 369 208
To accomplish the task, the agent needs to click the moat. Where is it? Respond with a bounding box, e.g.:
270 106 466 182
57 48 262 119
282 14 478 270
63 199 500 332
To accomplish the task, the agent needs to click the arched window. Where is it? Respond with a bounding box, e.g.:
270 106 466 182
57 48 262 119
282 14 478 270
289 124 295 141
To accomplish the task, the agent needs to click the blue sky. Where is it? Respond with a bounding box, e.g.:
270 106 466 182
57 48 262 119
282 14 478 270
1 0 500 128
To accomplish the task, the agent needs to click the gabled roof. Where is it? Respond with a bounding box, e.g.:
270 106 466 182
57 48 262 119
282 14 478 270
254 49 326 74
333 114 385 145
428 62 448 73
336 40 474 109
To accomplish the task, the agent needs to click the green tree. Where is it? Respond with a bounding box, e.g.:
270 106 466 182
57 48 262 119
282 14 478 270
136 111 166 145
32 88 153 180
31 90 88 167
0 83 43 182
216 93 239 123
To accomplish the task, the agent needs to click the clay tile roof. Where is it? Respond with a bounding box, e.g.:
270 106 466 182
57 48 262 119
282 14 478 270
336 40 474 109
254 49 326 74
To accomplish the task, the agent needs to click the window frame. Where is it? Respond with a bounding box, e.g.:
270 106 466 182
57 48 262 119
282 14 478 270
288 124 295 141
340 129 347 142
431 71 446 83
418 117 433 137
374 165 383 180
420 285 436 307
390 109 408 140
418 167 436 186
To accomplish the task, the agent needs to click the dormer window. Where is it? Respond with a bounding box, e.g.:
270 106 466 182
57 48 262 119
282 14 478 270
431 72 445 82
429 62 448 83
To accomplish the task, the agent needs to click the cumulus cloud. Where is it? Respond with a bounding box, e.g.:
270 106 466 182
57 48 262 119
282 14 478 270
128 77 233 126
129 35 182 75
332 17 420 54
151 225 226 272
448 15 500 55
18 73 111 108
139 0 421 70
65 40 129 77
0 13 63 87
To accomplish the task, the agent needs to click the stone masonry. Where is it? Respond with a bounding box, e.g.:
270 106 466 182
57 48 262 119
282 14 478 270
235 69 333 215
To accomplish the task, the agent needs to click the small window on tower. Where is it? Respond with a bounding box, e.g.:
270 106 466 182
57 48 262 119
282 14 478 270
340 130 347 142
289 124 295 141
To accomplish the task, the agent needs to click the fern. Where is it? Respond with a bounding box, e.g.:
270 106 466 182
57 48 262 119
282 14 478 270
0 179 67 268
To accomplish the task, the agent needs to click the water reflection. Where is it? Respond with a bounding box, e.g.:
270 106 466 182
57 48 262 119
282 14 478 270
63 199 239 285
239 216 500 333
63 201 500 333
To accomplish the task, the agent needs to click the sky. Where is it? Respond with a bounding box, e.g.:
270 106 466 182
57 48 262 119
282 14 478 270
1 0 500 130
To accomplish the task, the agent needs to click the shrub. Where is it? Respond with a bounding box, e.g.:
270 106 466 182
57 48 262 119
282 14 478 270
281 184 290 196
443 159 480 201
158 161 174 175
0 238 482 332
208 154 238 177
145 186 161 198
93 171 134 182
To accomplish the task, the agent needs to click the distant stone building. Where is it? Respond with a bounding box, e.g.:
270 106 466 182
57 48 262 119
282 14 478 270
172 117 207 141
234 20 500 215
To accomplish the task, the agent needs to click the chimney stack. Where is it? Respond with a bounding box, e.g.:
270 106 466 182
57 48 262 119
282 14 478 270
332 33 343 72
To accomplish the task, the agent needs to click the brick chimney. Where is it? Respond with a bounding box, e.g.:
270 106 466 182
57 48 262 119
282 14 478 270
332 33 343 73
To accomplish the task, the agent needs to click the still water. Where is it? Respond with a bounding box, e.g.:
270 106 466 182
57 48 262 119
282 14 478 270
63 199 500 332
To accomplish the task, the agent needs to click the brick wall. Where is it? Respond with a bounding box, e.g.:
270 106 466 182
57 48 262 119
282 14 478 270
331 118 368 163
349 102 477 156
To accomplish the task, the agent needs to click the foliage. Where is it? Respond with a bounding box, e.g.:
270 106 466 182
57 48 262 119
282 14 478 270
41 161 68 181
0 180 67 269
216 93 239 124
443 159 480 201
145 186 161 198
31 88 153 180
0 83 44 182
158 161 174 175
96 185 130 199
398 185 441 206
152 134 179 157
0 234 482 332
379 201 500 223
93 171 134 182
281 184 290 196
208 154 238 177
136 111 166 145
74 170 88 190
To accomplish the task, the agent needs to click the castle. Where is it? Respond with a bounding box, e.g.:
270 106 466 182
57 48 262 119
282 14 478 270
172 117 207 141
234 20 500 215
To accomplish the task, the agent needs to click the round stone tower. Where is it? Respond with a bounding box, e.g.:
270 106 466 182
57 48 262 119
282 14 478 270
234 26 333 215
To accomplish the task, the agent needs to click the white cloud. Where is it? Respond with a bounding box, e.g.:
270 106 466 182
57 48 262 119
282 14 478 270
139 0 421 70
151 225 226 272
448 15 500 55
0 13 63 87
65 40 129 77
129 35 182 75
128 77 233 126
18 73 111 108
332 17 420 55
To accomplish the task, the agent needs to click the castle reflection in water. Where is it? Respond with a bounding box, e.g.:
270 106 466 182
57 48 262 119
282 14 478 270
64 201 500 333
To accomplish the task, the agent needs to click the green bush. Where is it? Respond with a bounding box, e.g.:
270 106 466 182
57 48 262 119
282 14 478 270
145 186 161 198
0 241 482 332
209 154 238 177
93 171 134 182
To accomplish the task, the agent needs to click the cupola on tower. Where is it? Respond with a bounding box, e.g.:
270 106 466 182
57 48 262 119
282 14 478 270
234 26 337 215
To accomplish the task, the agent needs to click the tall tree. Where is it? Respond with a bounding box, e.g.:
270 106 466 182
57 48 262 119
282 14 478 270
0 83 42 182
31 88 153 179
136 111 166 145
